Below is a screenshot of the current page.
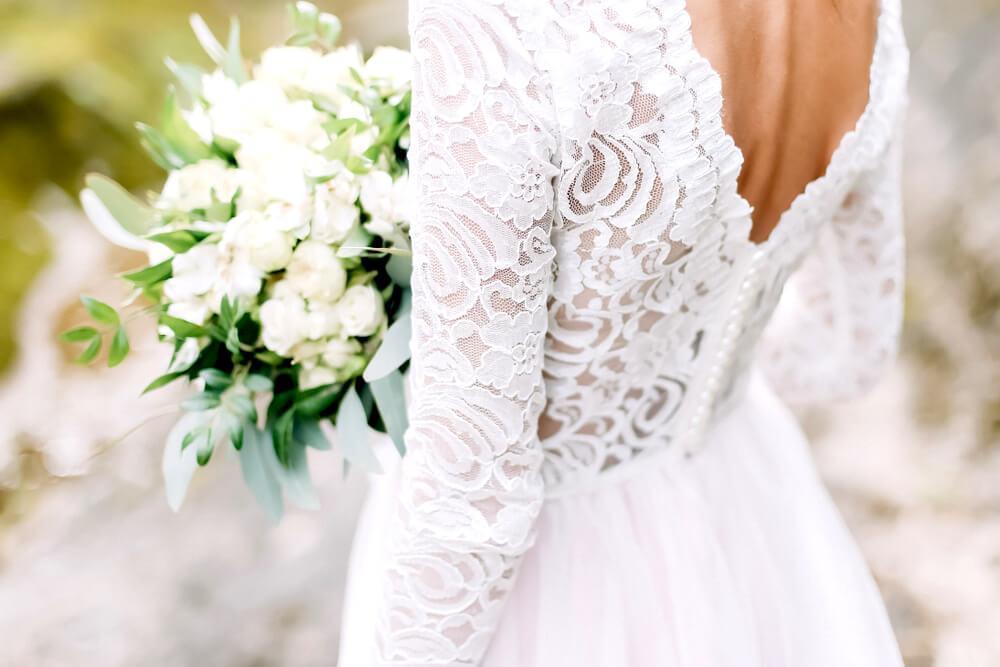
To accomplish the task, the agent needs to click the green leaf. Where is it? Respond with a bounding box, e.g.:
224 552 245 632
159 314 209 339
142 372 185 394
362 313 411 382
255 350 285 366
142 371 186 395
146 229 208 253
76 336 102 364
369 370 409 457
336 384 382 473
82 173 158 238
122 259 173 286
294 383 343 418
293 418 331 451
108 326 130 367
61 326 99 343
163 412 209 511
81 295 120 326
271 407 296 467
196 429 214 466
238 426 284 521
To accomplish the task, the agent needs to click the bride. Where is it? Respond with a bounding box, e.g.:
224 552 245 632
340 0 909 664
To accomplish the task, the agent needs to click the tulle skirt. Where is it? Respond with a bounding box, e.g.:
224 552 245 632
338 370 903 666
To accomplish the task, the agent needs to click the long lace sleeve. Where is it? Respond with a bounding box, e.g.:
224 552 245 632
372 2 559 664
759 126 906 404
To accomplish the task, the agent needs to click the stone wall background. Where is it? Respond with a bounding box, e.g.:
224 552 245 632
0 1 997 665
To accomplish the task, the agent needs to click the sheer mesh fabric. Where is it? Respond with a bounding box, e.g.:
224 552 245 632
372 0 908 664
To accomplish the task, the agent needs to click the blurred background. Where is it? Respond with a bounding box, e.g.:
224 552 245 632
0 0 997 665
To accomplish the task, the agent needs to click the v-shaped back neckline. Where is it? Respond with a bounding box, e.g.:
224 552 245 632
676 0 890 252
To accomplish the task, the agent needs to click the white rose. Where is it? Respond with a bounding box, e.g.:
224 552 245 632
167 299 211 326
360 171 410 244
299 365 339 390
163 243 219 303
303 44 366 110
254 46 322 92
364 46 414 98
269 99 328 148
208 79 289 144
263 199 312 240
321 337 363 368
158 160 241 211
284 240 347 303
224 211 294 273
260 293 309 356
305 303 340 340
236 128 318 206
201 70 239 107
312 180 360 243
337 284 385 337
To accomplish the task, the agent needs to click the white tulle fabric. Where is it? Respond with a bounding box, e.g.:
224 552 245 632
340 0 909 665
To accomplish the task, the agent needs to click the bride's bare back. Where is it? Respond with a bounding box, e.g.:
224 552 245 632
688 0 879 242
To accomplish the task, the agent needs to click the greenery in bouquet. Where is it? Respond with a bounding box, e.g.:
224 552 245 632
62 2 414 519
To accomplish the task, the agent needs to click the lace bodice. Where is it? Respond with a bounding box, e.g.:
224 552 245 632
372 0 909 663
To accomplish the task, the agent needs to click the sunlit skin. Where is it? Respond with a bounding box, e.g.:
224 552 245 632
687 0 879 244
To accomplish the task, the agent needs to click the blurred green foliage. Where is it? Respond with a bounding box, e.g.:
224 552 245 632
0 0 283 371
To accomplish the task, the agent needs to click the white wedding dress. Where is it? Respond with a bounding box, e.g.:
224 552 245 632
340 0 909 665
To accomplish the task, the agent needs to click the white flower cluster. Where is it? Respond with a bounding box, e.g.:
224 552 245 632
153 42 413 388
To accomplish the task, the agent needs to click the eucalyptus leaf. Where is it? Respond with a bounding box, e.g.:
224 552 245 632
189 13 227 63
244 374 273 393
163 412 209 511
336 384 382 473
162 89 213 163
369 370 409 457
238 426 284 521
276 441 319 510
294 418 331 451
223 18 247 83
182 392 221 411
81 174 158 243
136 122 189 170
363 313 412 382
386 253 412 288
165 58 205 100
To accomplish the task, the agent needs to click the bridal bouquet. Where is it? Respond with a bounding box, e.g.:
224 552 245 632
63 2 413 519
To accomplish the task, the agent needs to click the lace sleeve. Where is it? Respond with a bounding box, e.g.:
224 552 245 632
372 2 559 664
759 126 906 404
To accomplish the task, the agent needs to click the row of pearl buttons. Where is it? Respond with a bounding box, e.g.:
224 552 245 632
682 249 767 457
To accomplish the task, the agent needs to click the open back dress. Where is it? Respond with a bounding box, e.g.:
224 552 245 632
339 0 910 664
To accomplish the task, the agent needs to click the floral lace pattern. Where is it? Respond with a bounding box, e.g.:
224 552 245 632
373 0 909 663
